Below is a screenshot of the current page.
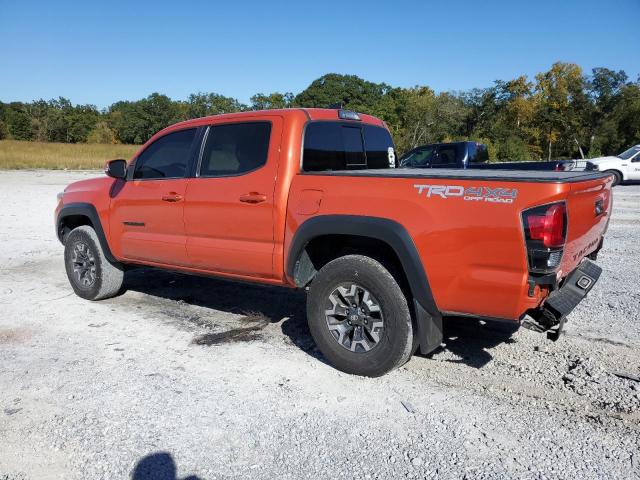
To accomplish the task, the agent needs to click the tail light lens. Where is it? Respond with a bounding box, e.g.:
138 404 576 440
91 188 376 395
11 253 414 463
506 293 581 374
522 202 567 273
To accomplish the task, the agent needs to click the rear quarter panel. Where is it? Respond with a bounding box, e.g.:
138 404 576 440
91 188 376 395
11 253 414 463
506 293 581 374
286 175 575 320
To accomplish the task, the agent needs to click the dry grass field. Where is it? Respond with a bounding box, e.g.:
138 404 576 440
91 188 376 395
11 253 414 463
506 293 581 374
0 140 138 170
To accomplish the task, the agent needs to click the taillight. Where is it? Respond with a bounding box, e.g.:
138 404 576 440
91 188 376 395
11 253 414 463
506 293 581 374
527 204 566 248
522 202 567 273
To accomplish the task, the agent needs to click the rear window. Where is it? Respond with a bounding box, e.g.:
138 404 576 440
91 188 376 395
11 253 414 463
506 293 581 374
302 122 394 171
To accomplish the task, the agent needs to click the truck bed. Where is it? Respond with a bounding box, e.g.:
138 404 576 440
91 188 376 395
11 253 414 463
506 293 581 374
304 168 609 184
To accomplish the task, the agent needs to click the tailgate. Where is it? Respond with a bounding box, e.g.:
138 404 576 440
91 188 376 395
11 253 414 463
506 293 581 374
559 176 613 276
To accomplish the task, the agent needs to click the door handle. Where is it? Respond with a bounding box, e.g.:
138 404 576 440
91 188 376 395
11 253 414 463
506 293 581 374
162 193 183 202
239 192 267 204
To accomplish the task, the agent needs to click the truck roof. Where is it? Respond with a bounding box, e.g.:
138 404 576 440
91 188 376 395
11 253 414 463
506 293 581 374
167 108 386 131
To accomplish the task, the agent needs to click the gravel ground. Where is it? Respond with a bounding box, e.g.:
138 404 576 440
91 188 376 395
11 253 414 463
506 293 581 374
0 170 639 480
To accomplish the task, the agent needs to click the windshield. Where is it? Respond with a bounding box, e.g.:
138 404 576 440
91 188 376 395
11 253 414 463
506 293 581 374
618 146 640 160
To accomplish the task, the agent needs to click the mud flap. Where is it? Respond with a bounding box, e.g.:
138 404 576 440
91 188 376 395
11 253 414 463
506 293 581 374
414 299 443 354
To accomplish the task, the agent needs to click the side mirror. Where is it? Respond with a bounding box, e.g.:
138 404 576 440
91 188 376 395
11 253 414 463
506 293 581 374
105 159 127 179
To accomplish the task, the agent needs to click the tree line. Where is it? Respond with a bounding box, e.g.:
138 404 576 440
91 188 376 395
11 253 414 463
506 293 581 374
1 62 638 160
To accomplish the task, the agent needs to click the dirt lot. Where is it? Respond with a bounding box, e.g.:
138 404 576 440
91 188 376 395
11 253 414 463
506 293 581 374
1 171 639 480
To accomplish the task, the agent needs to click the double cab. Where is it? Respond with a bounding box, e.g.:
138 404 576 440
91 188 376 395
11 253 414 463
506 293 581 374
56 108 612 376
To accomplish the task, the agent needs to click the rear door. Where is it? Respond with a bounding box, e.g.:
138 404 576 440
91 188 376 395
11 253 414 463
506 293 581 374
183 117 282 278
109 128 198 266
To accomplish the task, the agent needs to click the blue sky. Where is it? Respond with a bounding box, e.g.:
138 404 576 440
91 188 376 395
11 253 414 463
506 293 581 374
1 0 638 108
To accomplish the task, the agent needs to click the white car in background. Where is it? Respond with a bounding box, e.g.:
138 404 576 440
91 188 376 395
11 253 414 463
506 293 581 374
589 145 640 185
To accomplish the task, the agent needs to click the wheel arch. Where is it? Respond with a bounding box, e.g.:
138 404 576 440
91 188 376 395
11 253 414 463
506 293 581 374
57 202 117 263
287 215 443 354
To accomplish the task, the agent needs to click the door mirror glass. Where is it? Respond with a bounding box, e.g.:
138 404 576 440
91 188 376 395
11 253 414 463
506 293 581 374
105 159 127 179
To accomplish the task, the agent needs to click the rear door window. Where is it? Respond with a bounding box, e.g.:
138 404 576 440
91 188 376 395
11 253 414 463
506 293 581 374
303 122 394 171
433 144 460 167
199 122 271 177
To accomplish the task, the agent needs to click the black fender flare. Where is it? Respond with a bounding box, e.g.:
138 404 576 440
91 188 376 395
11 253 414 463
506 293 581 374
56 202 118 264
287 215 443 354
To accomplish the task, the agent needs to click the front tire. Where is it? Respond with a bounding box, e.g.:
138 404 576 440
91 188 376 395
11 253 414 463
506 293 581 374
306 255 413 377
64 225 124 300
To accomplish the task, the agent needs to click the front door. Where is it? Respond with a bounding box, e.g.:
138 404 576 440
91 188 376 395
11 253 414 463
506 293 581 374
110 128 198 266
183 117 282 278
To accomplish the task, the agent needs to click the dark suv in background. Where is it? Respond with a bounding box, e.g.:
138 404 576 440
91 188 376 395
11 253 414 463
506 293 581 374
399 141 595 172
399 141 488 168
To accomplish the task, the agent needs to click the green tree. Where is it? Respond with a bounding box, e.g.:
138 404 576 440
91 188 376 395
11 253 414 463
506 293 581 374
87 121 118 144
6 106 34 140
587 68 630 154
609 83 640 152
534 62 591 159
294 73 392 111
185 93 245 119
109 93 182 144
250 92 294 110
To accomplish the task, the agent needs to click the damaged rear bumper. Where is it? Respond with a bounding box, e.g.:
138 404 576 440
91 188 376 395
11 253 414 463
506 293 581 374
523 259 602 340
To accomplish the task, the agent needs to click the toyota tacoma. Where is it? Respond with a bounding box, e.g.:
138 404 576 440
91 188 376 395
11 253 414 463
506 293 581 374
55 108 612 376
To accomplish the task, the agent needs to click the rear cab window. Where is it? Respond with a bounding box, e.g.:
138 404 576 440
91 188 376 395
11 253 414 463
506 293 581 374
302 121 395 172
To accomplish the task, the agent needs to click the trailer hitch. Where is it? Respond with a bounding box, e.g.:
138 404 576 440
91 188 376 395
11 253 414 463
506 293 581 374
522 308 565 341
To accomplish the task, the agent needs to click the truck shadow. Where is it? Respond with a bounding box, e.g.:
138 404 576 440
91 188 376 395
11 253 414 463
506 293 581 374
121 267 517 370
427 316 519 369
120 267 317 355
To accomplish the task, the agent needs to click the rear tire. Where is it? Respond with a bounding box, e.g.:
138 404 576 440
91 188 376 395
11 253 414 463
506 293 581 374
604 170 622 186
64 225 124 300
306 255 413 377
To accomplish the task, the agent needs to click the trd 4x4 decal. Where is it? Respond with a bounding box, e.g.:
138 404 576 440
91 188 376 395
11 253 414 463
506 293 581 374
414 184 518 204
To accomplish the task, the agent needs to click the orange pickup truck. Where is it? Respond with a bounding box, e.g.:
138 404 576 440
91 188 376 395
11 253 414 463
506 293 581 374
55 108 612 376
